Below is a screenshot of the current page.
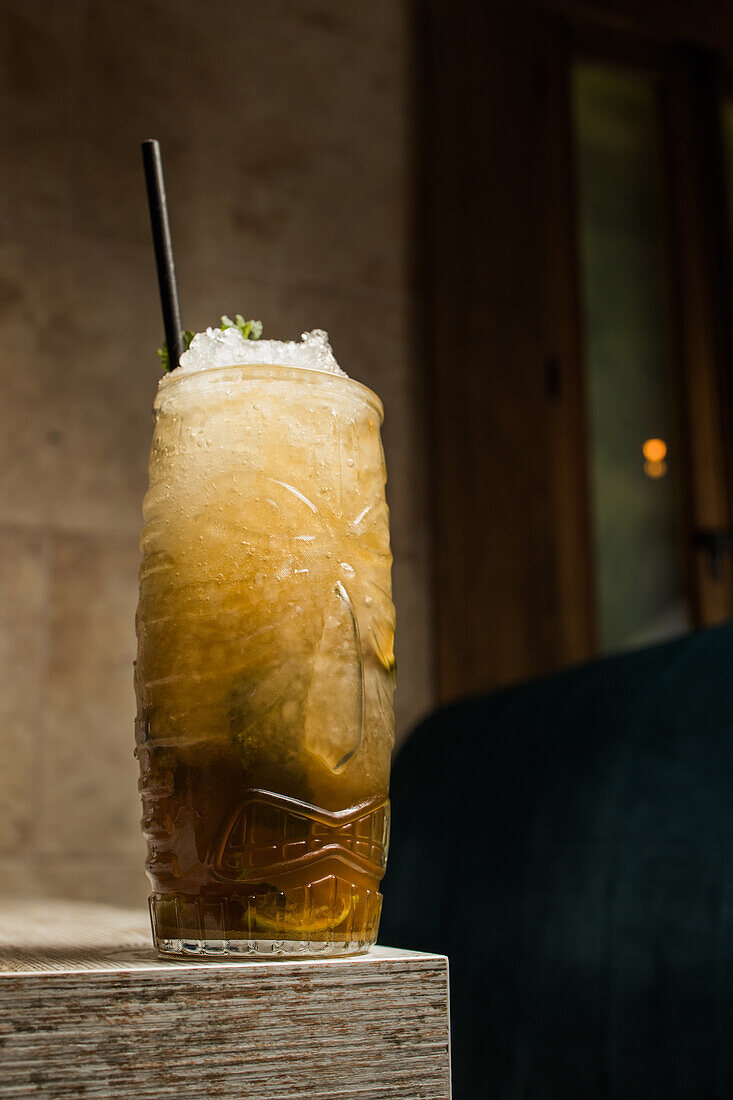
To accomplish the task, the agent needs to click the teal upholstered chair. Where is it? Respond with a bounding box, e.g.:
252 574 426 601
380 624 733 1099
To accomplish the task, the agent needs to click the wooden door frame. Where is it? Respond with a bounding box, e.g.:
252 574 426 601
419 1 733 704
541 17 701 656
663 44 733 623
540 16 733 634
538 19 597 664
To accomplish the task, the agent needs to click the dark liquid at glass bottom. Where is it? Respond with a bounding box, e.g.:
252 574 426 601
137 741 389 956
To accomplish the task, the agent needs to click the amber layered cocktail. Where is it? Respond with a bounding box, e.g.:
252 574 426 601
134 330 395 956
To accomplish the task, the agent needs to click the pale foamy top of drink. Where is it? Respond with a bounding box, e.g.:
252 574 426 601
175 327 347 378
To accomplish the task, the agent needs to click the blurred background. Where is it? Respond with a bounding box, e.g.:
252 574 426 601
1 0 733 911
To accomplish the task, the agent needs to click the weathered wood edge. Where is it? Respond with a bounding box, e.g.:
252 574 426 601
1 961 453 1099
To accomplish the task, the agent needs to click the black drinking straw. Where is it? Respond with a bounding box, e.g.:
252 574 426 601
141 139 184 370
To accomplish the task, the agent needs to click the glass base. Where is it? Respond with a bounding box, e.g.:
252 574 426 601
148 886 382 960
155 936 372 959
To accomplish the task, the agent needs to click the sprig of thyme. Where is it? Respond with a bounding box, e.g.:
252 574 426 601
221 314 263 341
157 330 194 373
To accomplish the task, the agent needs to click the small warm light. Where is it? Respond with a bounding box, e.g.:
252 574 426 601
643 437 667 463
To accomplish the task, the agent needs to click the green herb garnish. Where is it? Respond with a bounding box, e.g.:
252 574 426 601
157 330 194 373
157 314 263 373
221 314 263 341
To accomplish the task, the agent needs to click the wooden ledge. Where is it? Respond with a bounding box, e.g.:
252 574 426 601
0 902 452 1099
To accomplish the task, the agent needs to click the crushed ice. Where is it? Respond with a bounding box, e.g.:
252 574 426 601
175 327 347 377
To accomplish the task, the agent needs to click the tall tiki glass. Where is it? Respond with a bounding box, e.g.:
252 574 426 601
134 332 395 957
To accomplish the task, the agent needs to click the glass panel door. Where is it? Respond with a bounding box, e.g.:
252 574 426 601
572 62 689 653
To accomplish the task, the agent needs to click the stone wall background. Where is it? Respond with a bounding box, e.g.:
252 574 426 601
0 0 432 907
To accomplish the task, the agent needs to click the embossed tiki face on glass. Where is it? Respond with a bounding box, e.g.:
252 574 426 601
135 330 395 956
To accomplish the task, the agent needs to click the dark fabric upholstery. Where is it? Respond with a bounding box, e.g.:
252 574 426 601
379 624 733 1099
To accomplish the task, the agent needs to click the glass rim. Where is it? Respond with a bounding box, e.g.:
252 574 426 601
157 362 384 421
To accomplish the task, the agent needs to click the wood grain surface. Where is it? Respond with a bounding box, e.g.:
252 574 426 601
0 902 451 1099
